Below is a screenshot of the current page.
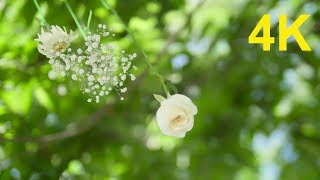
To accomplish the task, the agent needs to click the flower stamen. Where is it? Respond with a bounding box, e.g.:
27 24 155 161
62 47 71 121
53 42 68 52
170 114 187 129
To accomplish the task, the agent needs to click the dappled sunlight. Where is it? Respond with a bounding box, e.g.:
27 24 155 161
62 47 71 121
0 0 319 179
145 117 182 151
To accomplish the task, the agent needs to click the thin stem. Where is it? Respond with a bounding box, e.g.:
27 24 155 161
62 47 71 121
64 0 86 40
87 10 93 31
100 0 170 96
160 78 170 97
32 0 48 26
100 0 149 59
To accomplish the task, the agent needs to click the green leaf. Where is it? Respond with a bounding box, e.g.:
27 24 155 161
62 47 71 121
153 94 166 103
0 105 7 115
1 81 34 115
165 80 178 94
34 86 54 111
67 160 85 175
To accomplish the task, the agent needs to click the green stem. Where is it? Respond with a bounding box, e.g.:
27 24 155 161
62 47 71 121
100 0 171 96
32 0 48 26
87 10 93 31
64 0 86 40
160 78 170 97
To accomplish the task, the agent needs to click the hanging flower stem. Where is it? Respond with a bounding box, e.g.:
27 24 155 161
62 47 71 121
63 0 87 40
32 0 49 27
100 0 171 97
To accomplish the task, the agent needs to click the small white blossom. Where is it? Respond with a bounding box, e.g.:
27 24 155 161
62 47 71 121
70 54 77 61
121 74 126 81
71 74 77 80
88 75 95 81
130 74 136 81
120 88 127 93
79 69 84 74
61 71 66 77
48 70 57 80
77 48 83 54
57 84 67 96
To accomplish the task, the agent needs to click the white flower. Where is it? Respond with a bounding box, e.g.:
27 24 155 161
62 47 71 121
155 94 198 138
38 24 137 102
35 25 78 58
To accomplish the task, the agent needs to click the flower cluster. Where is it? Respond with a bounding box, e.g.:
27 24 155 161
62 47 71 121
35 25 137 103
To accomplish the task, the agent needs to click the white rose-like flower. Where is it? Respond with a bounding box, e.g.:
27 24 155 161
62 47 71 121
35 25 78 58
155 94 198 138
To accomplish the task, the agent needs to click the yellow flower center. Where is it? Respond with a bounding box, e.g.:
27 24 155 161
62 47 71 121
53 42 67 52
170 114 187 129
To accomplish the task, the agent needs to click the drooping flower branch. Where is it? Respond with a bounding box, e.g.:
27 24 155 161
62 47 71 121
33 0 200 138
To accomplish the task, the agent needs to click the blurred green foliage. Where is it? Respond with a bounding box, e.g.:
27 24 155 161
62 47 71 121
0 0 320 179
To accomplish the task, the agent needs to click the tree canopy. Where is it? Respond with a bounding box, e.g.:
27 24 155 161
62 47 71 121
0 0 320 179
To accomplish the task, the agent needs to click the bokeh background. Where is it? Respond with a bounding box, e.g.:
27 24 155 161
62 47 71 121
0 0 320 179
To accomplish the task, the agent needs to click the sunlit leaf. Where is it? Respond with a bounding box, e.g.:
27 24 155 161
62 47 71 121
34 86 54 111
1 81 34 115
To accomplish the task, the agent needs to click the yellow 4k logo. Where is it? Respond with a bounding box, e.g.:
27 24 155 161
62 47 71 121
248 14 311 51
